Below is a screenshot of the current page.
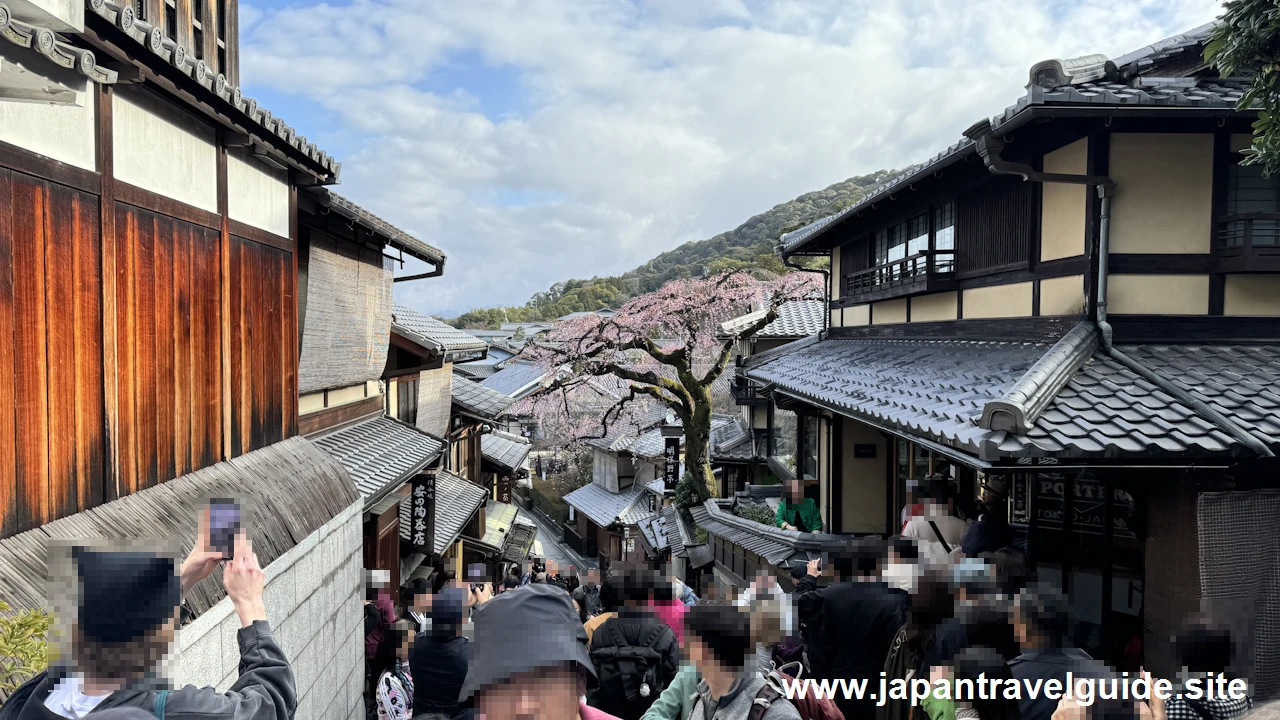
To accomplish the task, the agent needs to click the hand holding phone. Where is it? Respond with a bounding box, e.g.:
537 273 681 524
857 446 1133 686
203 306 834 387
208 498 242 560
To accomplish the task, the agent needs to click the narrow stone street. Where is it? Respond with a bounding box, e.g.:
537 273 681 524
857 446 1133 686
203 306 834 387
518 507 598 572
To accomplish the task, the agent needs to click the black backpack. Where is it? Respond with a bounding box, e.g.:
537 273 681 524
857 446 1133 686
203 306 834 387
589 621 670 718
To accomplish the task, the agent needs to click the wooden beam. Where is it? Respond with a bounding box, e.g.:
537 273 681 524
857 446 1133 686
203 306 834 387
0 140 100 196
287 182 299 439
228 218 294 253
97 84 120 503
298 395 384 437
115 181 222 231
218 134 231 460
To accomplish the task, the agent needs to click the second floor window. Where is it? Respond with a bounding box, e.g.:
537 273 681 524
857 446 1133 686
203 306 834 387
1222 163 1280 249
934 202 955 270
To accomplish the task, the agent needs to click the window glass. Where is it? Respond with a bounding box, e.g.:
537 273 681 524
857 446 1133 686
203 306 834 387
800 416 819 480
934 203 955 271
907 214 929 256
772 408 798 476
1225 164 1280 247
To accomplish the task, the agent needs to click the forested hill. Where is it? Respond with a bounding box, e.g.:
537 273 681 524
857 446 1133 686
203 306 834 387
447 168 898 328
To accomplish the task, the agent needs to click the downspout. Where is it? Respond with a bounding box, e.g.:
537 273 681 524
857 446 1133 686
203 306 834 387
779 250 830 337
964 120 1274 458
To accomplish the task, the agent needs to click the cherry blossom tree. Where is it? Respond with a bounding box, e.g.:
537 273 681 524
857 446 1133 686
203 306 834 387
522 270 821 508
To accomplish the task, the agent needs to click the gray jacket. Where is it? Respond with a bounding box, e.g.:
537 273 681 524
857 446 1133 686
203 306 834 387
690 673 801 720
0 621 295 720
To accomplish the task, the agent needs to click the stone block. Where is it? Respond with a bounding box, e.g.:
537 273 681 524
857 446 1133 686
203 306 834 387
216 668 237 694
219 614 241 681
344 514 362 557
296 684 316 720
263 568 296 627
317 614 336 671
177 627 222 689
294 541 324 599
295 630 321 696
275 614 303 665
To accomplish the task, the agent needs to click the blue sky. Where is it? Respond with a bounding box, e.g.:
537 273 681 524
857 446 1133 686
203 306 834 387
237 0 1223 318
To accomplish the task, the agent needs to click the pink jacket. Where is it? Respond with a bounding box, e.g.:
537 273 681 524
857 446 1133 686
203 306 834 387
649 599 687 646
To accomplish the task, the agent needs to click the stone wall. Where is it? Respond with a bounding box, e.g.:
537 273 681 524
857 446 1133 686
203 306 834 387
176 500 365 720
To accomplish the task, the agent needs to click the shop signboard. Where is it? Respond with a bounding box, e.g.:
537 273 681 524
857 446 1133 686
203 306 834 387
1010 472 1140 539
409 471 437 555
663 437 680 490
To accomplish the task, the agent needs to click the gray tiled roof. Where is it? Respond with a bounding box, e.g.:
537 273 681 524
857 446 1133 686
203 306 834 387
393 304 486 355
481 432 532 473
502 519 538 563
481 361 548 397
313 191 443 264
711 417 755 462
87 2 337 180
564 481 654 528
454 364 499 380
781 23 1247 257
619 493 660 525
398 470 488 555
1 8 119 85
312 416 444 507
662 506 687 558
588 411 736 459
719 300 826 339
691 500 847 568
453 376 517 420
636 514 668 554
746 337 1255 460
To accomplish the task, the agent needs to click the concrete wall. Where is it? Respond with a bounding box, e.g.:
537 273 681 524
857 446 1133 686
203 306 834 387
840 419 887 534
962 281 1033 319
113 86 218 213
871 299 907 324
593 449 620 492
1109 133 1213 255
228 151 291 238
0 76 96 171
177 501 365 720
1225 275 1280 316
417 363 452 438
910 291 958 323
1109 274 1208 315
831 247 842 300
1040 138 1089 262
1039 275 1085 316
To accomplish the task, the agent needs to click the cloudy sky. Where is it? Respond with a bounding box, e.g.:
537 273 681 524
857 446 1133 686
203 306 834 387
239 0 1222 318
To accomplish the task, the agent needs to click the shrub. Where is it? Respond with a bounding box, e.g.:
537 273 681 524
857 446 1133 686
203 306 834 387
734 504 776 526
0 600 50 696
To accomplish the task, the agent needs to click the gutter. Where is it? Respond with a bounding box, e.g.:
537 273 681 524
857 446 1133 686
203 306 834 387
964 119 1274 459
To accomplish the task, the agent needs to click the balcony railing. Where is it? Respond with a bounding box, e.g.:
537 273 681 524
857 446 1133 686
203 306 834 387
1216 213 1280 272
843 250 957 303
731 378 767 406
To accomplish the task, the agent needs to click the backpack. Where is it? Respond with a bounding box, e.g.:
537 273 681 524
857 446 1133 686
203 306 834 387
759 665 846 720
589 621 670 717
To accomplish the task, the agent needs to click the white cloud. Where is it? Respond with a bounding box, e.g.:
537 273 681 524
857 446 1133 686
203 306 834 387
240 0 1222 318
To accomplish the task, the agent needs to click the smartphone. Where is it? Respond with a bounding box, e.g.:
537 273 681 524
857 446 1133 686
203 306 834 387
208 498 241 560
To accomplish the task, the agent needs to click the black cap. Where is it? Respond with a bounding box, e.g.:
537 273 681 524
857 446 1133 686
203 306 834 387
461 583 594 700
75 549 180 643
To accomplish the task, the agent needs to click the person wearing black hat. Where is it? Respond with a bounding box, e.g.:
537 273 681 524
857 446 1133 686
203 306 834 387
410 587 471 718
961 476 1013 556
0 510 293 720
462 583 623 720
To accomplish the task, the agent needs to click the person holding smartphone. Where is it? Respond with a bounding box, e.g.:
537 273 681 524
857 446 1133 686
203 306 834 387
2 504 293 720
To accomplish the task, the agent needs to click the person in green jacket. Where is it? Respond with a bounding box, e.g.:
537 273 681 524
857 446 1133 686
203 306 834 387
639 663 699 720
776 478 822 533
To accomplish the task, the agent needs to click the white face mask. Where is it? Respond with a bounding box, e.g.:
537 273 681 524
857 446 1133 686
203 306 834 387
882 562 917 593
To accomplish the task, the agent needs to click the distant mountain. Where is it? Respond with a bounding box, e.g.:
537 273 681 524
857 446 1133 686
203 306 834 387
447 169 898 329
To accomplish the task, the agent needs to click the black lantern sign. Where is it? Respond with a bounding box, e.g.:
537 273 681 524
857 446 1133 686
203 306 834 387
409 471 437 555
663 437 680 491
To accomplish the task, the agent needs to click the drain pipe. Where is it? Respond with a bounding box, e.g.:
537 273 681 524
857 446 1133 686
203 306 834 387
780 250 831 337
963 120 1274 458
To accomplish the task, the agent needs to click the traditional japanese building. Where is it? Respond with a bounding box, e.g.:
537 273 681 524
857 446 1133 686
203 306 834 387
703 23 1280 695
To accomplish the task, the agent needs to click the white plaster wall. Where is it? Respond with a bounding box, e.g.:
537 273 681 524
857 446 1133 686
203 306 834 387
8 0 82 31
228 151 290 238
113 87 218 213
177 501 365 720
0 76 95 171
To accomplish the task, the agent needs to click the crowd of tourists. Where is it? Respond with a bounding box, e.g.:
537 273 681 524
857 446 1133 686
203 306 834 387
4 483 1276 720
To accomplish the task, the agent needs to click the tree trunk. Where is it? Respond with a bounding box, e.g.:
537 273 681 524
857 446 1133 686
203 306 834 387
683 383 716 504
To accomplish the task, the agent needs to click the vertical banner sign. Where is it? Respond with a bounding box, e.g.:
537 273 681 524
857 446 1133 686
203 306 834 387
663 437 681 491
498 475 512 504
410 472 437 555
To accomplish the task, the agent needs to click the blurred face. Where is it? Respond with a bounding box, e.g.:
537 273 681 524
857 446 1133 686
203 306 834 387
413 592 432 612
786 480 803 501
398 630 412 661
475 666 582 720
686 636 714 675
